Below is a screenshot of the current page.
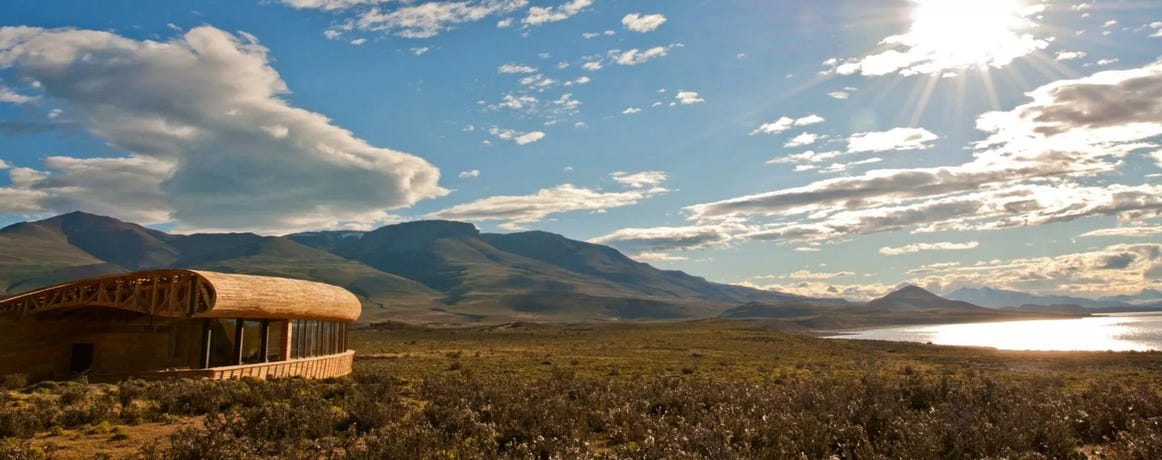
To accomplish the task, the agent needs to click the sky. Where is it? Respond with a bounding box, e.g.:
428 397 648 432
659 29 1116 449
1 0 1161 300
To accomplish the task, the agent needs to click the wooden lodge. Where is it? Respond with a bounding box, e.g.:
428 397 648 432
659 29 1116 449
0 270 361 382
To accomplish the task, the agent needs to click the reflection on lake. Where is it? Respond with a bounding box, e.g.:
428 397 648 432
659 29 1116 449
825 313 1162 351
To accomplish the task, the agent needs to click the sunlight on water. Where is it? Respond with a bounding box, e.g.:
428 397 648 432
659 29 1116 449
825 313 1162 351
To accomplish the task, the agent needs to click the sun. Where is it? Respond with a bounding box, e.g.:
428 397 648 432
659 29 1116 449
895 0 1039 72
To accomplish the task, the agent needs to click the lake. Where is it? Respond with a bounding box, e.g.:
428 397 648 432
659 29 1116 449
824 312 1162 351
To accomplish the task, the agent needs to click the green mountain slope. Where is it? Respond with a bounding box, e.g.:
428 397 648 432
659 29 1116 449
2 213 810 323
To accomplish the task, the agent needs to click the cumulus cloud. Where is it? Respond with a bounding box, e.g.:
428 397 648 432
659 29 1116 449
741 280 896 301
784 133 820 148
0 26 446 232
427 171 668 229
523 0 592 26
611 46 672 65
784 270 855 280
674 90 704 105
621 13 667 33
879 241 980 255
1080 226 1162 238
827 90 851 100
486 92 580 122
907 243 1162 297
750 114 825 135
488 126 546 145
1056 50 1086 61
684 60 1162 242
498 63 537 73
458 169 481 179
285 0 530 39
632 251 687 262
281 0 387 10
610 171 667 189
589 223 747 253
846 127 938 153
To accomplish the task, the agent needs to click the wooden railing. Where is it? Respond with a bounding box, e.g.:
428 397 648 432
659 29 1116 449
146 350 354 380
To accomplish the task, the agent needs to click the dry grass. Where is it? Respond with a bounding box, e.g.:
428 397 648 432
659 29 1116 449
3 319 1161 459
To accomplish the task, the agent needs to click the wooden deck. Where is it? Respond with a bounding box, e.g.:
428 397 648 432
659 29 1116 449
133 350 355 380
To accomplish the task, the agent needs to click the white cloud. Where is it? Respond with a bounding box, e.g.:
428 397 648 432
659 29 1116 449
1056 50 1086 60
622 107 641 115
1095 58 1119 66
350 38 367 45
612 46 671 65
827 90 850 100
750 114 824 135
281 0 388 11
674 90 704 105
497 17 514 28
632 251 687 262
0 86 34 104
903 243 1162 298
293 0 530 39
488 126 547 145
741 279 895 301
1152 22 1162 38
582 60 603 71
784 132 819 148
0 26 446 232
785 270 855 280
515 132 545 144
685 60 1162 242
589 223 746 253
565 76 591 86
523 0 592 26
765 150 844 166
879 241 980 255
610 171 666 189
621 13 667 33
1080 226 1162 238
846 127 938 153
458 169 480 179
498 63 537 74
428 171 668 227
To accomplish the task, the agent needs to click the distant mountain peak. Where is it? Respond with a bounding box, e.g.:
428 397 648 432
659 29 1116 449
870 285 983 311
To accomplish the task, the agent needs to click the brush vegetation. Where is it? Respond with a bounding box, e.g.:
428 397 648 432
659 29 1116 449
3 320 1162 459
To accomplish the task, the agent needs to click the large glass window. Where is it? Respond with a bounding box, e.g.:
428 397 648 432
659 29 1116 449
266 320 287 362
240 320 263 364
207 319 238 368
289 320 348 359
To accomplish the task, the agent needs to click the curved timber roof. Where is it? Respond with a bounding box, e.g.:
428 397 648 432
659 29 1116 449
0 269 360 322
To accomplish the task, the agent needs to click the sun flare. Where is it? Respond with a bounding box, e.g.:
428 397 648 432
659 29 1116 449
896 0 1040 72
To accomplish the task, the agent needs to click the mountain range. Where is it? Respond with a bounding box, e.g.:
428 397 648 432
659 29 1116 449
2 212 1154 324
0 212 813 323
944 287 1162 310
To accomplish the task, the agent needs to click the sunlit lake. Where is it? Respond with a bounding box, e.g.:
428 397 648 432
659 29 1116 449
824 313 1162 351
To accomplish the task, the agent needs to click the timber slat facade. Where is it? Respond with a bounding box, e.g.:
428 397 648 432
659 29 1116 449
0 270 361 382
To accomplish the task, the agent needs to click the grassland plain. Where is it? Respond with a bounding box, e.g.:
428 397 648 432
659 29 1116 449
3 320 1162 459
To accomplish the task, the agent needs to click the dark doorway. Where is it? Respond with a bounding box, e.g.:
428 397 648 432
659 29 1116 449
70 343 94 374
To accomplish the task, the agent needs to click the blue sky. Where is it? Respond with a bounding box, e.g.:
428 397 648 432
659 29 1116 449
1 0 1161 299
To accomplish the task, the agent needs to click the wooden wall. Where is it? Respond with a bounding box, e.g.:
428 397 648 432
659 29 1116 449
0 312 201 381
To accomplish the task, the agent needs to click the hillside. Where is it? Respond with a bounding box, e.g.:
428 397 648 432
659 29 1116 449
868 285 987 311
0 212 807 323
944 287 1130 309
